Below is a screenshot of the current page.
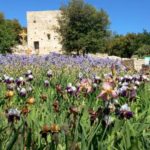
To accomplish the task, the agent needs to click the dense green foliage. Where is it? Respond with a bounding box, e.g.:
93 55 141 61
107 31 150 58
0 12 22 54
136 44 150 57
57 0 110 55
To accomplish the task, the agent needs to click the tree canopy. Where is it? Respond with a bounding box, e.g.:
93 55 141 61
107 31 150 58
0 12 22 54
57 0 110 55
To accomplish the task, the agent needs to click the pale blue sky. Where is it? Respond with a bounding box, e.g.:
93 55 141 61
0 0 150 34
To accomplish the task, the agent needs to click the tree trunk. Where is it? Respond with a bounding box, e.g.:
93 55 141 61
82 50 85 57
76 50 79 56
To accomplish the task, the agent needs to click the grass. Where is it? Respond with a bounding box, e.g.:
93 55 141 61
0 66 150 150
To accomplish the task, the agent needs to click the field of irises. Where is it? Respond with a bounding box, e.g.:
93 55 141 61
0 53 150 150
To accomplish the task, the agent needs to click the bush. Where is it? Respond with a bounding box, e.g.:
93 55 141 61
136 44 150 58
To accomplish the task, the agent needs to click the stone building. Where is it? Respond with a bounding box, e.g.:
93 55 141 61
27 10 62 54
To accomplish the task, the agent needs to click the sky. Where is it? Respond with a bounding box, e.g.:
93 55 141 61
0 0 150 35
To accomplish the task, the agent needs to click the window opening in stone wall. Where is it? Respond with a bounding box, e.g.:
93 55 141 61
34 41 39 50
47 34 51 40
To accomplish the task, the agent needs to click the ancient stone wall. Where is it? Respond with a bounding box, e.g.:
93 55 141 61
27 10 62 54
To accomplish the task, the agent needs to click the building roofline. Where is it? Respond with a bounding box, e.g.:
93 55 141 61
27 10 61 14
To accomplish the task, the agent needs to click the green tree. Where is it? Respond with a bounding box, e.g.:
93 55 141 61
57 0 110 55
136 44 150 58
0 12 4 23
0 12 22 54
107 33 137 58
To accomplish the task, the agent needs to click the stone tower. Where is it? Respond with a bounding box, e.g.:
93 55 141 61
27 10 62 54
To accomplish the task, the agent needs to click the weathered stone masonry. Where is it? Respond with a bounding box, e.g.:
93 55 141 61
27 10 62 54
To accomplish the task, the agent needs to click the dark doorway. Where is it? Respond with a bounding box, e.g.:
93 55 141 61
34 41 39 50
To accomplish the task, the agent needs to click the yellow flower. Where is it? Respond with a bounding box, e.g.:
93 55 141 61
5 91 14 98
50 124 60 133
26 97 35 105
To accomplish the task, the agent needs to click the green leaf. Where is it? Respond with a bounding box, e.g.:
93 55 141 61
6 131 19 150
26 128 32 150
